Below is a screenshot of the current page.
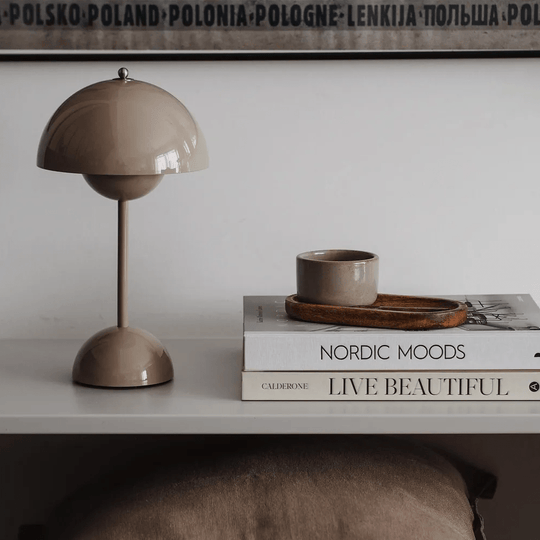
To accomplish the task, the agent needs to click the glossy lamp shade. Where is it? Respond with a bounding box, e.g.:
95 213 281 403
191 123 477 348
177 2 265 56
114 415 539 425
37 72 208 177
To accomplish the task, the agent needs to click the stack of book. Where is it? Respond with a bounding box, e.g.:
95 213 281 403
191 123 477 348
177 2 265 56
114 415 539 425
242 294 540 401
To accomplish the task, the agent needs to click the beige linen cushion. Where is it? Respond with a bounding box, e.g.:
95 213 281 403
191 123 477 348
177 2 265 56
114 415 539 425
46 436 494 540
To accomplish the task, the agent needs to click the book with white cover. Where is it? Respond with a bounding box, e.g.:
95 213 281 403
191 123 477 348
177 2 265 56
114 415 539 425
243 295 540 371
242 370 540 401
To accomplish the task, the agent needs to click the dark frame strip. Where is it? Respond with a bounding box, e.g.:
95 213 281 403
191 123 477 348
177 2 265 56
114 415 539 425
1 49 540 61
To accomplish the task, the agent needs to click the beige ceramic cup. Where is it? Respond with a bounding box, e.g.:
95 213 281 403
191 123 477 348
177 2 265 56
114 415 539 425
296 250 379 306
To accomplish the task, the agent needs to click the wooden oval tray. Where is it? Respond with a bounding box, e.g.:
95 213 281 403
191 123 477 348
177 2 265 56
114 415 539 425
285 294 468 330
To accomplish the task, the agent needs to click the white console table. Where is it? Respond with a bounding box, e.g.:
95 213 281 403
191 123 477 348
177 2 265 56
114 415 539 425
1 338 538 540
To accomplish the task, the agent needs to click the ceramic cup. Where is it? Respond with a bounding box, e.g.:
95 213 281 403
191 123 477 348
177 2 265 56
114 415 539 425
296 250 379 306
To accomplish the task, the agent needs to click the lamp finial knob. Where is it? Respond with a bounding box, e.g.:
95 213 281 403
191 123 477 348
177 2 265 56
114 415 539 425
118 67 129 80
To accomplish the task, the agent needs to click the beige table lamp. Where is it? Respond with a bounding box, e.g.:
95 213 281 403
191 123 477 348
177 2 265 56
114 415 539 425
37 67 208 388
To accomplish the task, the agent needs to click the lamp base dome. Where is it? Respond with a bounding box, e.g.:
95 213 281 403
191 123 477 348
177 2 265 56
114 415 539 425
73 326 173 388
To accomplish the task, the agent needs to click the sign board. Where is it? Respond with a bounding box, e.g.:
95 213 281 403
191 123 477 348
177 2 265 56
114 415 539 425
0 0 539 52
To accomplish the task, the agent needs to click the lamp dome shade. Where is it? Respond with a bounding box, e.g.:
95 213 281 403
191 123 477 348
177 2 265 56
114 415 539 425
37 73 208 176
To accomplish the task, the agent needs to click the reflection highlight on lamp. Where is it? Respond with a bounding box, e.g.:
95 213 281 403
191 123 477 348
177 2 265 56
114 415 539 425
155 149 182 173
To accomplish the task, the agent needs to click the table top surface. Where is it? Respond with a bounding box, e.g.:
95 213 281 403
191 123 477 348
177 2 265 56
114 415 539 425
1 338 539 434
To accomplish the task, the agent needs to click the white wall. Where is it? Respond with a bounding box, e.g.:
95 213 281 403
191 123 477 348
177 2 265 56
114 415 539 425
1 58 539 339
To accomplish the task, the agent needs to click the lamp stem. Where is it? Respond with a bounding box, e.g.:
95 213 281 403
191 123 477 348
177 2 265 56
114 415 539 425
118 200 128 328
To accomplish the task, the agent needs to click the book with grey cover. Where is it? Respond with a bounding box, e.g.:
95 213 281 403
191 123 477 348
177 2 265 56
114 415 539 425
243 294 540 371
242 370 540 401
